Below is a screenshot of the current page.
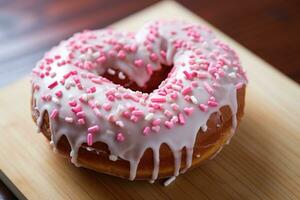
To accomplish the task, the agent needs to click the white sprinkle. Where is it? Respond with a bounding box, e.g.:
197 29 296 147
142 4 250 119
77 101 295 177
50 71 56 78
65 81 71 89
118 72 126 80
115 120 124 128
109 155 118 161
94 100 100 107
201 125 208 132
79 54 86 60
65 117 73 123
228 72 236 78
87 93 94 100
223 65 229 70
106 130 114 135
92 51 100 59
190 95 198 104
164 176 176 186
145 113 154 121
108 68 116 75
172 85 181 91
81 94 88 102
52 97 60 105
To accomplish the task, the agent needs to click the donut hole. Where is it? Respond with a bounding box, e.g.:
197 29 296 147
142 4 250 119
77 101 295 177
101 64 173 93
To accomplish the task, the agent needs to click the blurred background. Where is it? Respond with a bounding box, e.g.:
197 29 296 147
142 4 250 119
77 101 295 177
0 0 299 199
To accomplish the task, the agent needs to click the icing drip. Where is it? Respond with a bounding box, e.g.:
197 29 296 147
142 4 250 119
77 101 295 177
31 20 247 183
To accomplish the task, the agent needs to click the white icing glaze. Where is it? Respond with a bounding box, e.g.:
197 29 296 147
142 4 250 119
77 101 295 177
31 20 247 183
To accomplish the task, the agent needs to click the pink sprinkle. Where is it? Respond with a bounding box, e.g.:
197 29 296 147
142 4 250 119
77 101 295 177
78 118 85 125
87 133 93 146
130 44 137 52
63 72 72 79
134 59 144 67
103 103 112 111
130 115 138 122
184 107 194 116
183 71 192 80
76 111 85 118
160 50 166 59
204 81 214 94
88 125 100 133
71 105 82 113
150 97 166 103
151 126 160 132
171 103 179 111
170 92 178 100
150 53 158 61
146 64 153 75
152 119 161 126
199 104 208 112
48 81 58 89
117 50 126 59
68 100 77 107
164 121 174 129
88 86 96 93
55 91 62 98
182 86 192 95
50 109 58 119
122 111 131 119
132 110 144 117
143 127 151 136
208 100 218 107
164 110 172 117
96 56 106 63
235 82 244 89
198 72 208 79
116 133 125 142
178 113 185 125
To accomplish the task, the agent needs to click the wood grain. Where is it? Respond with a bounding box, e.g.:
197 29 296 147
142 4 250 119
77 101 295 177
0 1 300 199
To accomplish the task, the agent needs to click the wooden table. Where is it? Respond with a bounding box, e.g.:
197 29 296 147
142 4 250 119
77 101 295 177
0 0 299 199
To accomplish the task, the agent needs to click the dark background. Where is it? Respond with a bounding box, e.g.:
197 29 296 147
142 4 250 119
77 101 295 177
0 0 299 199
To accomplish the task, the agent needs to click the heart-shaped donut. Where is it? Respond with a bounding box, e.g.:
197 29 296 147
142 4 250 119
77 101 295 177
31 20 247 184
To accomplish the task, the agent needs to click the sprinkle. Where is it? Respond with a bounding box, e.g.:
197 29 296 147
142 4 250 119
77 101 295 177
143 127 151 136
150 53 158 61
115 120 124 128
76 111 85 118
118 72 126 80
117 50 126 59
55 90 62 98
146 64 153 75
183 70 192 80
208 100 218 107
68 100 77 107
235 82 243 89
178 113 185 125
88 125 99 133
134 59 144 67
164 110 172 117
152 119 161 126
65 117 74 123
170 92 178 100
203 81 214 94
50 109 58 119
182 86 192 95
190 96 198 104
109 155 118 161
150 97 166 103
171 103 179 111
184 107 194 116
164 121 174 129
107 68 116 75
78 118 85 125
116 133 125 142
145 113 154 121
151 126 160 132
199 104 208 112
228 72 236 78
48 81 58 89
87 133 93 146
103 103 112 111
172 85 181 91
132 110 144 117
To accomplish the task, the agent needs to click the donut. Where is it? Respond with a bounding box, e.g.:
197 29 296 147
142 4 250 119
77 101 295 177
31 20 247 184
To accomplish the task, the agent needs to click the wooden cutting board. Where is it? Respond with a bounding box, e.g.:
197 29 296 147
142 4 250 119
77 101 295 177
0 1 299 199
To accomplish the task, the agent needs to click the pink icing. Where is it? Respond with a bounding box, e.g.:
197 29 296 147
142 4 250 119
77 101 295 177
31 20 247 184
